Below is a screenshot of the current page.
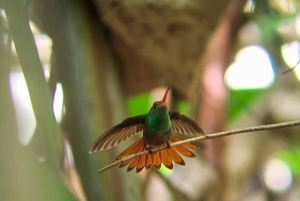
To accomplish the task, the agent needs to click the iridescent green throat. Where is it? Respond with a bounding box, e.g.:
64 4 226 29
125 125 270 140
146 106 171 132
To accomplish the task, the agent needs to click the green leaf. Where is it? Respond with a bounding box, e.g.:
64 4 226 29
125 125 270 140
127 93 151 116
277 148 300 176
228 89 263 122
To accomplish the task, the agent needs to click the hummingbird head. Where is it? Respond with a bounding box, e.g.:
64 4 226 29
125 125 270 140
147 88 171 132
151 87 169 111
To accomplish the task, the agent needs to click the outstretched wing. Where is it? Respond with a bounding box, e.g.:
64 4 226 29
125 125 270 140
169 111 204 136
89 115 145 153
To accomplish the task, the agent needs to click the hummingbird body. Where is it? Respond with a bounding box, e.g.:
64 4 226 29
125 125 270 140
144 102 171 147
90 88 204 173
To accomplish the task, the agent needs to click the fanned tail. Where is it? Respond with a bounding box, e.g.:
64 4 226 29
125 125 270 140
116 136 199 173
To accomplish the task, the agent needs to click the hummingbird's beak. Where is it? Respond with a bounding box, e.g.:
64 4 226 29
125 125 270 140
161 87 170 104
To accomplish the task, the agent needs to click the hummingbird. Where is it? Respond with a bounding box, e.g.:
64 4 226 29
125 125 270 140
89 88 204 173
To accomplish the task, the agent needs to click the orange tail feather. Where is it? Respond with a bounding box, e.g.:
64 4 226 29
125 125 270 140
145 154 153 169
115 136 199 172
118 138 143 168
173 145 195 157
167 148 185 165
170 136 198 149
116 138 144 160
137 154 146 173
160 149 173 169
127 142 145 171
152 152 161 169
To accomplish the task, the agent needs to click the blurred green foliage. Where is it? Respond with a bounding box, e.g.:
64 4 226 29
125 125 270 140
278 148 300 176
228 89 264 122
127 92 151 116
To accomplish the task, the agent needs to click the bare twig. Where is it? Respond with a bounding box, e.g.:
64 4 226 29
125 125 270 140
97 119 300 173
282 59 300 75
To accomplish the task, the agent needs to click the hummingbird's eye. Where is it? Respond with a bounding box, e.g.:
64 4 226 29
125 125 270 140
152 102 160 110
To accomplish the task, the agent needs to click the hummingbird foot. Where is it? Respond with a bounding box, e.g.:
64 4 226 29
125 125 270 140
166 142 171 149
146 142 170 154
147 147 154 154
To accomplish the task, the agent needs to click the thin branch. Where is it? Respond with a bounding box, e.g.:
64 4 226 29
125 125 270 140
97 119 300 173
282 59 300 75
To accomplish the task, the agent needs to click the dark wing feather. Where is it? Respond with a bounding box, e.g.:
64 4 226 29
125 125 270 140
169 111 204 136
89 115 145 153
